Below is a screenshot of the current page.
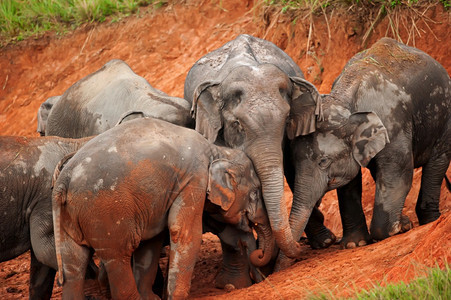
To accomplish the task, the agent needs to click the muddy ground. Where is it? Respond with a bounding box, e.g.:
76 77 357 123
0 0 450 299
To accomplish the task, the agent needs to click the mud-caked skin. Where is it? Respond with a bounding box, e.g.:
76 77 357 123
52 117 274 300
276 37 450 269
37 96 60 136
184 34 334 268
45 59 192 138
0 136 91 300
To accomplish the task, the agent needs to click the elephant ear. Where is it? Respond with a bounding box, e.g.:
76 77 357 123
287 77 323 140
349 112 390 167
207 159 238 211
191 81 222 143
115 110 149 126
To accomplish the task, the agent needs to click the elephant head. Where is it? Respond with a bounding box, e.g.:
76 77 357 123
288 102 390 243
192 64 322 259
37 96 60 136
206 148 274 267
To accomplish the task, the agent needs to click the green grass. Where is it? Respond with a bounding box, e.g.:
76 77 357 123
308 264 450 300
0 0 166 45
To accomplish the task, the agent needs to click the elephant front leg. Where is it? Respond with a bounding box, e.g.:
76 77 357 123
304 206 336 249
370 156 414 240
415 153 448 225
337 170 372 248
29 249 56 300
166 194 204 299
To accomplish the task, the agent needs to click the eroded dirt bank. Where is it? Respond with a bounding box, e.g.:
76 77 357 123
0 0 450 298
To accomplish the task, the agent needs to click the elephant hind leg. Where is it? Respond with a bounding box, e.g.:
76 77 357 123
416 153 448 225
60 235 91 299
102 255 140 300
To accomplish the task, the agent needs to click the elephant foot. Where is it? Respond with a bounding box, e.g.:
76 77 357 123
273 254 296 272
400 214 413 233
305 227 336 249
214 267 252 290
340 229 372 249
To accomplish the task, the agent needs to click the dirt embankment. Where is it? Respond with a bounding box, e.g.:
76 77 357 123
0 0 449 299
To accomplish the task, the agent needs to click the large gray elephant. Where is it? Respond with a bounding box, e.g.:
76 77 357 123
277 37 450 268
45 59 193 137
184 34 334 261
37 96 60 136
0 135 93 299
52 117 273 299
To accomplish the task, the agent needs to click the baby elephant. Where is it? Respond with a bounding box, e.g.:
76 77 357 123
52 117 273 299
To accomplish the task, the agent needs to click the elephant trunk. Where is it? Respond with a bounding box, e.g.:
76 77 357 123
289 171 328 243
247 143 301 259
249 223 275 267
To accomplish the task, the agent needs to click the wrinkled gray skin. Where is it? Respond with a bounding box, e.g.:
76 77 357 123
52 117 273 300
277 37 450 269
0 136 92 299
184 34 334 266
37 96 60 136
45 59 193 137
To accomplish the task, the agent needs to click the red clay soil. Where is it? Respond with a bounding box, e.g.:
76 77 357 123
0 0 449 299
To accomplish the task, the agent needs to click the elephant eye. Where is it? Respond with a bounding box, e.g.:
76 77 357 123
250 189 258 203
318 156 331 169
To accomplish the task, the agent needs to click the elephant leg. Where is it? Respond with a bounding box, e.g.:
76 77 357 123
215 226 255 289
304 207 336 249
416 153 448 225
102 255 140 300
29 249 56 300
166 193 203 299
337 169 372 248
369 153 414 240
132 234 165 300
60 235 91 300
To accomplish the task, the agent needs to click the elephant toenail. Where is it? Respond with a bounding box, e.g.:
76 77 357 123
324 238 332 245
358 240 367 246
346 242 356 249
224 284 236 292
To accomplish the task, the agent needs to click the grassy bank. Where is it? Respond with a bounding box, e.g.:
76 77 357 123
1 0 448 46
309 264 450 299
0 0 166 45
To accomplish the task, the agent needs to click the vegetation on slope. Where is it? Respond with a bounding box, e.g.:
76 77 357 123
0 0 448 46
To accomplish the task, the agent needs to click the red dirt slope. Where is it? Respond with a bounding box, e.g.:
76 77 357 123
0 0 449 299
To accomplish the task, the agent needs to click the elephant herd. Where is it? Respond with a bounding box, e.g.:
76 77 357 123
1 34 450 299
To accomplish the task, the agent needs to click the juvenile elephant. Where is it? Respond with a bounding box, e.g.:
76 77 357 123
184 34 334 264
52 117 273 299
45 59 192 137
37 96 60 136
277 38 450 268
0 135 92 299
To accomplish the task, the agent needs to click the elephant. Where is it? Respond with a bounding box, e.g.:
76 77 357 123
45 59 193 138
0 135 94 299
276 37 450 268
52 117 273 299
184 34 335 263
37 96 60 136
39 58 261 291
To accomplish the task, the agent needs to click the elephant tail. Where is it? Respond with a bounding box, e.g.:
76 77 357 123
445 175 451 192
52 152 74 286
